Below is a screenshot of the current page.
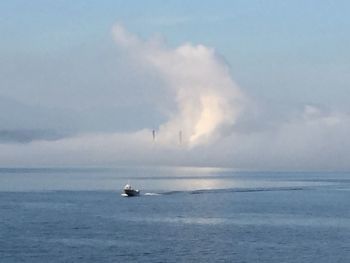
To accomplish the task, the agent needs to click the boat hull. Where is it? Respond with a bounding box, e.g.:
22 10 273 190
124 189 140 197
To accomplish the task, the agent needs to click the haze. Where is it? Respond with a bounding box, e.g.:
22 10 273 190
1 1 349 170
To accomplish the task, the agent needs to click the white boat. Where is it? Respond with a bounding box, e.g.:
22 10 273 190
123 183 140 197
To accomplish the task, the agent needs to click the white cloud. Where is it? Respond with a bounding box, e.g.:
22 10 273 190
112 24 245 147
1 101 350 170
212 105 350 170
1 26 349 171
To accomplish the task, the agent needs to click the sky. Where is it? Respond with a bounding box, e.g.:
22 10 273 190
0 0 349 170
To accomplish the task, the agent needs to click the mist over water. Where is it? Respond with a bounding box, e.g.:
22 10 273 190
0 26 350 170
1 2 350 262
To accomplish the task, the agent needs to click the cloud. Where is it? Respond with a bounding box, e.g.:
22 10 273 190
212 105 350 171
0 129 66 143
112 24 245 148
1 25 349 171
0 105 350 170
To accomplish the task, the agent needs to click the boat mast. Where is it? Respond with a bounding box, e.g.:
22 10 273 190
152 129 156 142
179 130 182 145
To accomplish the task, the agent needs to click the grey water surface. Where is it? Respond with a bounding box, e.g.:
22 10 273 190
0 167 349 262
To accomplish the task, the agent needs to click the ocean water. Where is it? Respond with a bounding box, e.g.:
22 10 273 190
0 167 349 262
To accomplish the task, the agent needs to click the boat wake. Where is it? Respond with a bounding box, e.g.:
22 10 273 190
144 192 161 196
162 186 312 196
121 192 161 197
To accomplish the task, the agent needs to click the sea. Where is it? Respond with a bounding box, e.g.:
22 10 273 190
0 167 349 262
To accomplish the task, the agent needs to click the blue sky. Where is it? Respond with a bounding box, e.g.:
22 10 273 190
1 0 349 108
0 1 349 169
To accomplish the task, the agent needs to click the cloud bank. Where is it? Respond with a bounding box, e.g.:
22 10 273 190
1 105 349 170
0 25 349 171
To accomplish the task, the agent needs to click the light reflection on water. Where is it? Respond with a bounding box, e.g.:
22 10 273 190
0 166 343 192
